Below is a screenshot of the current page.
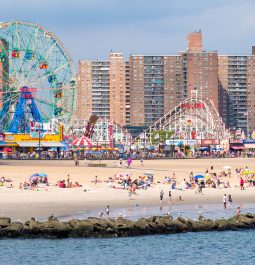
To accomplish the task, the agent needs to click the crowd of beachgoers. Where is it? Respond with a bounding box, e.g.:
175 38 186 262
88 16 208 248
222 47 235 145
0 157 255 221
2 149 255 160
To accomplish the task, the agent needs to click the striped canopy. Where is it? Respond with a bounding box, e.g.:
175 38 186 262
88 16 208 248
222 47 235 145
72 136 96 147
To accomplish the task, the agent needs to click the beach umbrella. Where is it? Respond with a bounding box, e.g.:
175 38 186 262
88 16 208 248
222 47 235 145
194 175 204 179
242 170 252 175
39 173 47 177
4 147 12 153
29 173 40 181
223 166 232 170
205 174 211 179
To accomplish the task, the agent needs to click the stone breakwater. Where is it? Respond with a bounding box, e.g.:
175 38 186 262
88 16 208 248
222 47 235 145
1 214 255 239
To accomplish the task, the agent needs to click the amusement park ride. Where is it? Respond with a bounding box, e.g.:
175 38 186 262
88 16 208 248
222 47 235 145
0 20 231 153
136 90 229 149
71 117 132 147
0 20 77 141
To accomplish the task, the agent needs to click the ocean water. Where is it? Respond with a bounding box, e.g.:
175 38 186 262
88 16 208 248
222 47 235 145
1 230 255 265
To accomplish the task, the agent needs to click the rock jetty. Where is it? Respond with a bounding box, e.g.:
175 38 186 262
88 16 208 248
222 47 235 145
0 214 255 239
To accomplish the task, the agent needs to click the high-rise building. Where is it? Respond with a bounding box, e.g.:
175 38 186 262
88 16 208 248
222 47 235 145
218 55 250 132
247 50 255 134
182 31 219 110
163 55 184 113
187 30 202 52
129 31 218 127
76 53 127 126
130 55 165 127
76 32 255 134
109 52 126 125
218 55 229 126
125 61 130 125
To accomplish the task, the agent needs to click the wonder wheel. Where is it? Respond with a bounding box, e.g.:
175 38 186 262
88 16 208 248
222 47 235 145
0 20 76 133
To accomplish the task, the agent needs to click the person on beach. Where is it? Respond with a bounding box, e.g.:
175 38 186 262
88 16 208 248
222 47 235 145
94 175 98 185
236 206 241 217
140 158 144 167
189 172 194 182
168 190 172 204
99 212 103 218
105 205 110 217
198 183 203 194
240 177 244 190
160 189 164 204
128 186 132 200
223 194 227 209
228 194 232 206
210 163 213 171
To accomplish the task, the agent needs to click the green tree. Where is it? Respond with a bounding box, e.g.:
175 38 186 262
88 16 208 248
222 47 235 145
151 130 174 145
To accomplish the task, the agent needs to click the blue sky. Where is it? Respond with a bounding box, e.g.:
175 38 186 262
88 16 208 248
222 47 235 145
1 0 255 64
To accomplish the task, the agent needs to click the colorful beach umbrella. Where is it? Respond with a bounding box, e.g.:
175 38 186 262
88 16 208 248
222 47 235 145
242 170 252 175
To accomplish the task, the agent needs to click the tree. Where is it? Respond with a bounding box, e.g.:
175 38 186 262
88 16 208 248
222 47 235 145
151 130 174 145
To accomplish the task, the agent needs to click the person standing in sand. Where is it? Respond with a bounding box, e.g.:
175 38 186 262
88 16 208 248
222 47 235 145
160 189 164 204
105 205 110 217
168 190 172 204
236 206 241 217
240 177 244 190
228 194 232 207
223 194 227 209
94 175 98 185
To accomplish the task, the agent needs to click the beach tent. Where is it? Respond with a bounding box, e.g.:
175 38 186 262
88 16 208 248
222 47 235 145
72 136 96 147
223 166 232 170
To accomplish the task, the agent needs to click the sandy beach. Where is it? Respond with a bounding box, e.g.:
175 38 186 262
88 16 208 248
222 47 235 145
0 158 255 221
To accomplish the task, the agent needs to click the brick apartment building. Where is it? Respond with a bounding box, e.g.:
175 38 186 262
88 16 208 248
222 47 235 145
76 31 255 134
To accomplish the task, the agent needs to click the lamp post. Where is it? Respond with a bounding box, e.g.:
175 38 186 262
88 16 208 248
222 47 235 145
38 124 43 160
246 111 249 139
143 130 146 150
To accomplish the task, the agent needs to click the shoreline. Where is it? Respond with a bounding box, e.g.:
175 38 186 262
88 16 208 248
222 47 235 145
0 188 254 222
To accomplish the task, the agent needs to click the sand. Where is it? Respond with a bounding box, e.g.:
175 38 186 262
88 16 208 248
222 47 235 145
0 158 254 221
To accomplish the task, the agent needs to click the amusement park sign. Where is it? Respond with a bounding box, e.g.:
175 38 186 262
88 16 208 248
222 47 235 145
166 139 197 146
180 103 205 109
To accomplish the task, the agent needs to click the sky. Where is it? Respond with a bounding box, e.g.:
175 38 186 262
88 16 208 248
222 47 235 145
1 0 255 65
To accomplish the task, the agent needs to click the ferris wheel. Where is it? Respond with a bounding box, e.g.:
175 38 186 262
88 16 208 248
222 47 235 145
0 20 77 133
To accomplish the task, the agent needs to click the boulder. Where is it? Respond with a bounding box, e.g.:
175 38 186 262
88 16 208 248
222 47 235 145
22 218 72 238
0 217 11 228
69 219 94 237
